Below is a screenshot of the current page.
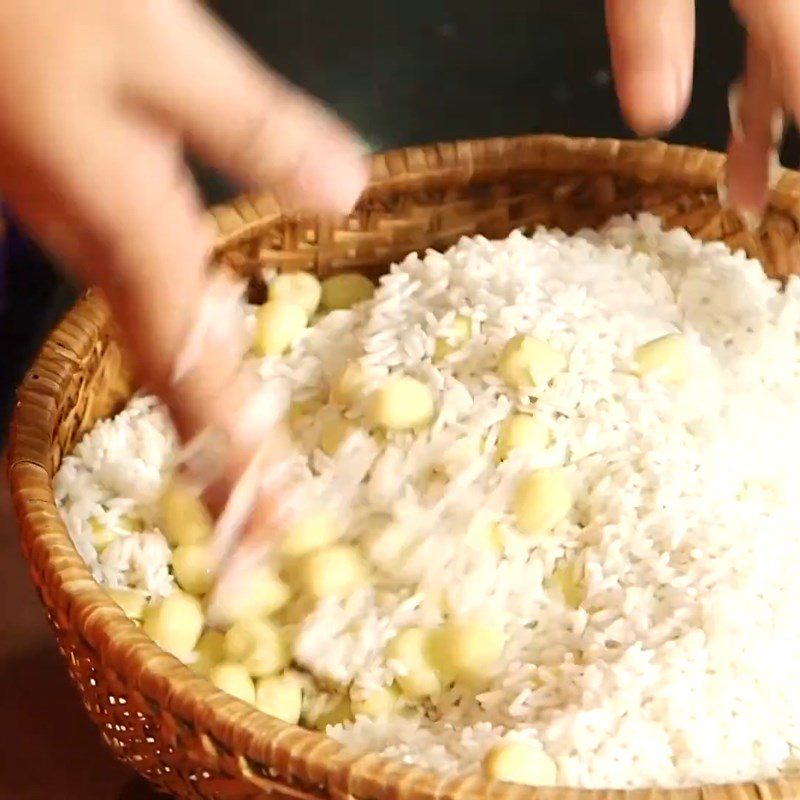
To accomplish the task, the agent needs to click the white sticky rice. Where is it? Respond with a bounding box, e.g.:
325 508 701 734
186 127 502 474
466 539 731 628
54 214 800 788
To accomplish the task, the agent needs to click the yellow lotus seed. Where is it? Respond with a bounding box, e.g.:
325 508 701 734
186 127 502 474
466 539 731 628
224 618 290 678
498 335 566 390
330 361 367 406
209 565 290 626
105 587 148 621
118 515 141 532
254 300 308 357
320 415 358 456
277 594 316 628
294 545 367 599
224 618 273 661
482 741 558 786
320 273 375 310
289 398 322 421
280 509 340 558
465 514 504 553
209 662 256 704
385 627 441 699
350 685 400 719
370 375 435 431
514 468 572 537
171 542 214 596
90 514 142 549
434 315 473 361
90 519 118 551
428 617 506 685
309 695 353 731
550 561 583 609
496 414 550 461
634 334 688 383
269 271 322 318
142 592 204 660
255 673 303 724
191 629 226 676
158 479 212 547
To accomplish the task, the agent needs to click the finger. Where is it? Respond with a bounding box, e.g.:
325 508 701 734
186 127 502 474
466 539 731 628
724 36 783 222
605 0 695 135
126 0 368 213
5 108 242 435
207 478 293 625
11 108 294 546
733 0 800 128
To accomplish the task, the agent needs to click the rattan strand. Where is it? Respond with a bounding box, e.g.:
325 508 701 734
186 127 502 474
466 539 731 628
9 135 800 800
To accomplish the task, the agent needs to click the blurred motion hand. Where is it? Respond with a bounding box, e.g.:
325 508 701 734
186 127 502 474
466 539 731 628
606 0 790 220
0 0 367 445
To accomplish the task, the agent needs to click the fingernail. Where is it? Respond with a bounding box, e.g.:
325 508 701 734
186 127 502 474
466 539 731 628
232 376 291 446
675 58 693 121
716 172 730 208
728 82 744 142
768 149 782 190
739 208 762 232
209 442 273 568
287 146 370 213
355 136 374 156
175 426 230 489
771 109 785 147
625 70 683 136
172 273 247 385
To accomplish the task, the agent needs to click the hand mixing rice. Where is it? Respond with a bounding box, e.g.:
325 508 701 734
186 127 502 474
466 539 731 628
54 214 800 789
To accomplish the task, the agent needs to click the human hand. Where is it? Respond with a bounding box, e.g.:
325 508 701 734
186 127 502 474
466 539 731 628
0 0 366 432
605 0 789 222
0 0 368 562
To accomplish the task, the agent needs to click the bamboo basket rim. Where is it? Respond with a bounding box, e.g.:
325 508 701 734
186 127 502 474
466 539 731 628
9 134 800 800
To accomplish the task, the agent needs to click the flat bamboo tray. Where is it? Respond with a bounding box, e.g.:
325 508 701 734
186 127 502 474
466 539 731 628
8 135 800 800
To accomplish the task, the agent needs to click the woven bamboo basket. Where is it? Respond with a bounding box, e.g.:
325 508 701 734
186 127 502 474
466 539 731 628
8 135 800 800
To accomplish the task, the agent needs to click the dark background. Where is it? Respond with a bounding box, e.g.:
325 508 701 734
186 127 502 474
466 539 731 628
0 3 788 798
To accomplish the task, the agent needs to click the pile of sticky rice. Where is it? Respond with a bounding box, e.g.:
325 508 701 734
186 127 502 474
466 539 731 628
55 214 800 789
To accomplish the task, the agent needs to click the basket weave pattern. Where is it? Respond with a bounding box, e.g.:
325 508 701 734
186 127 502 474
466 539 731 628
9 136 800 799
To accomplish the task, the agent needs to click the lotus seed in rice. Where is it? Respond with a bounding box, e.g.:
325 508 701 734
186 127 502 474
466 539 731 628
54 214 800 788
